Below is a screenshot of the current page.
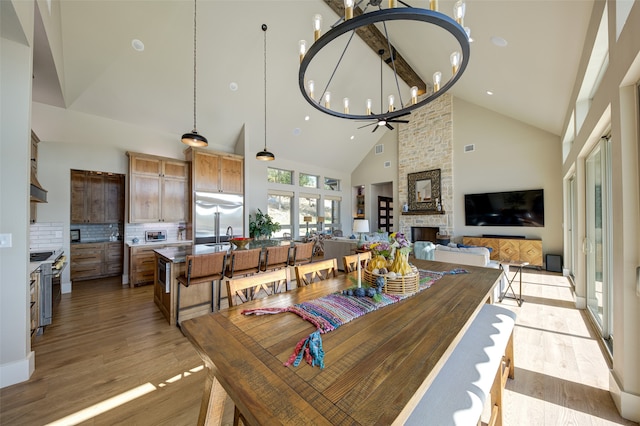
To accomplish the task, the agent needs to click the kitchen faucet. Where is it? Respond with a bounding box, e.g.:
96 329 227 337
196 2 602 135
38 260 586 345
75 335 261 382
226 226 234 238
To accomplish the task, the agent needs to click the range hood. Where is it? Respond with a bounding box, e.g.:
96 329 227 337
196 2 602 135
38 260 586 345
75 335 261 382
30 169 48 203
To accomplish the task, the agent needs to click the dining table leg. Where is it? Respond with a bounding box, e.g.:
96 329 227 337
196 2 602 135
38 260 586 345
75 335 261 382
198 366 228 426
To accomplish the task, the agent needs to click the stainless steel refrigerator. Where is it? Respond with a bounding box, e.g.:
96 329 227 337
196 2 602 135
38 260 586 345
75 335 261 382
194 192 244 245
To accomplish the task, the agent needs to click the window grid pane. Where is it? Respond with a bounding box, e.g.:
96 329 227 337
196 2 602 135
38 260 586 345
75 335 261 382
267 167 293 185
300 173 319 188
267 193 292 238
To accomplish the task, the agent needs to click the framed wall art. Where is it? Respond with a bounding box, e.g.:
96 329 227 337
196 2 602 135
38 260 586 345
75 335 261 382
407 169 441 212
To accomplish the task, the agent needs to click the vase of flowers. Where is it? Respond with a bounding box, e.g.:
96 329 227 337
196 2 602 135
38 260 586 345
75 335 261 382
364 232 413 276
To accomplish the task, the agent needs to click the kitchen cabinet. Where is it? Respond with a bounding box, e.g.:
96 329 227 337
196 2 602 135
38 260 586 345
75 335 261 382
127 152 190 223
70 242 124 281
30 269 40 339
185 147 244 194
129 242 190 287
71 170 124 224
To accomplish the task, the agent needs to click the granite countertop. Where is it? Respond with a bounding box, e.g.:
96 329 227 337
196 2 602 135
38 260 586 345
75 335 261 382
72 239 124 244
126 239 193 248
155 239 294 264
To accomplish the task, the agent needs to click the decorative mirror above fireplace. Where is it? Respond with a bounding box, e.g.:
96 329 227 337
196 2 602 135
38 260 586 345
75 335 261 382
407 169 441 213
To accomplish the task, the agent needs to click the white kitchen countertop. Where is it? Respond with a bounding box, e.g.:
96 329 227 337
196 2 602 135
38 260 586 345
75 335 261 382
29 248 64 274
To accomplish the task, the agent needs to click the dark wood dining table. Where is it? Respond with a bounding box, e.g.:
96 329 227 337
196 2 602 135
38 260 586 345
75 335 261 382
181 258 502 425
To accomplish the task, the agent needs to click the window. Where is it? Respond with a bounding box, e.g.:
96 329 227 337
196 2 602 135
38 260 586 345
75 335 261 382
323 196 341 232
267 191 293 238
299 194 319 236
299 173 319 188
324 177 340 191
267 167 293 185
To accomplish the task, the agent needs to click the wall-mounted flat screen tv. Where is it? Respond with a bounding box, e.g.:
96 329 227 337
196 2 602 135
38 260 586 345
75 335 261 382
464 189 544 227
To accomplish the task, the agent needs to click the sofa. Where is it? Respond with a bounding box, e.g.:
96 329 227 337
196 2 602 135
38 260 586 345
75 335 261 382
323 238 357 270
433 244 508 302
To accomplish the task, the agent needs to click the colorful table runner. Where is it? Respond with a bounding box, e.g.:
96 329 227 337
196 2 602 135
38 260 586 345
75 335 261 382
242 269 468 368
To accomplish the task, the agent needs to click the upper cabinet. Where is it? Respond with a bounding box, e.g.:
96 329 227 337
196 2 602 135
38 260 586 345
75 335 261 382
71 170 124 224
185 148 243 194
127 152 189 223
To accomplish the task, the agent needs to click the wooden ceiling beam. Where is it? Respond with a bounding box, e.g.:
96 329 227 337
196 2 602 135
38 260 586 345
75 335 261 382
324 0 427 94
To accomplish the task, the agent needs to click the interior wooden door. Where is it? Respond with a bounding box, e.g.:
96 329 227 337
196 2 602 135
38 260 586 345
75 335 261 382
377 196 393 233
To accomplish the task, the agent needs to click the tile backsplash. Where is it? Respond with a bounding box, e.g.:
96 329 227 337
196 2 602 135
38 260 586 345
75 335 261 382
30 222 64 251
125 222 186 243
71 223 125 242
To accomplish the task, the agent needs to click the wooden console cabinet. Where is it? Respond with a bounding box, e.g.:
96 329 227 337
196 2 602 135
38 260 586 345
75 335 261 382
463 236 543 267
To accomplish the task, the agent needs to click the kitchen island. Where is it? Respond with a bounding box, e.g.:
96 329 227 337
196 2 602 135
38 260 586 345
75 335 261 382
153 240 294 326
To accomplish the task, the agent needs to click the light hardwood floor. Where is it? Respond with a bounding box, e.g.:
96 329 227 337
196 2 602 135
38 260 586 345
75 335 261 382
1 271 637 425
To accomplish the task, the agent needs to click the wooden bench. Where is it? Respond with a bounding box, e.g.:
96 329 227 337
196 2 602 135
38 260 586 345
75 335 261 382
406 303 516 426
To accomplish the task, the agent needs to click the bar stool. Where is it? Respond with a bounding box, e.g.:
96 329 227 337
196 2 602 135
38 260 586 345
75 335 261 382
289 242 314 266
176 252 226 326
226 248 262 278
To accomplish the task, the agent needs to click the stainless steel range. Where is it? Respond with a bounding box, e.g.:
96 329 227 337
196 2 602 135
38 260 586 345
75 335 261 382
30 250 67 334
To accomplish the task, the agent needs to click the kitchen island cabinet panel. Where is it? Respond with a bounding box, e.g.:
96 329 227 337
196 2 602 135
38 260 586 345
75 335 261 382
129 242 190 288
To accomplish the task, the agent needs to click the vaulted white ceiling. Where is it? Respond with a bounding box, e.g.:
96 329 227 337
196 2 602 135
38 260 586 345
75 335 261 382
32 0 594 171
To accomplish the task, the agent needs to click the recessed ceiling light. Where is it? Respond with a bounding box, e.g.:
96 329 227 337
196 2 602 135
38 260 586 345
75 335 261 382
229 82 238 91
491 36 508 47
350 135 355 140
304 115 310 121
486 90 494 96
293 128 301 136
131 39 145 52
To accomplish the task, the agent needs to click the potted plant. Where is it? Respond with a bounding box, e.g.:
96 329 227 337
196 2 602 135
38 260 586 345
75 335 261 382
249 209 281 239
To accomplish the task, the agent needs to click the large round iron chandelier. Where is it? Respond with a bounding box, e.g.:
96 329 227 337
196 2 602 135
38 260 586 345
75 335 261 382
298 0 471 127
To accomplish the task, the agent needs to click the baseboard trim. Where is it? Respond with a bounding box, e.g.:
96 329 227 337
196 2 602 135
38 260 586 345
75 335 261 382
575 295 586 309
0 351 34 389
609 369 640 422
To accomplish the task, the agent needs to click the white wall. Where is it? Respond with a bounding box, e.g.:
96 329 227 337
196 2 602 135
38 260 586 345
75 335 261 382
453 98 563 256
351 128 399 233
1 0 35 388
561 1 640 419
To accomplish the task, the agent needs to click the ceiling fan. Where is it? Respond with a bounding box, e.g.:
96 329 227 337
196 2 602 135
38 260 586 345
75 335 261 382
357 48 411 132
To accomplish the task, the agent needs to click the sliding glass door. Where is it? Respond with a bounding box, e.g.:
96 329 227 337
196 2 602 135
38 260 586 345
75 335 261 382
585 138 612 342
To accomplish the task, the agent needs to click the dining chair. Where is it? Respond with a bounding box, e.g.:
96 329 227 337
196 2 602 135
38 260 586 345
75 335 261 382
262 245 292 272
343 251 372 273
290 242 314 266
226 268 291 307
295 258 338 287
176 252 226 325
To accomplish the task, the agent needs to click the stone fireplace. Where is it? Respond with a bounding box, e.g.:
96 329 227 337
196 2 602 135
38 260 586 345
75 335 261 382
398 94 453 239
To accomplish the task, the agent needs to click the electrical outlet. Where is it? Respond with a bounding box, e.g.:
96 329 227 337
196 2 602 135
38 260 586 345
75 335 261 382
0 233 12 248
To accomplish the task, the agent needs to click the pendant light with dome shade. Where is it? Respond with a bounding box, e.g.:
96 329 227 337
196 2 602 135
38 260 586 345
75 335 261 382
256 24 275 161
181 0 208 147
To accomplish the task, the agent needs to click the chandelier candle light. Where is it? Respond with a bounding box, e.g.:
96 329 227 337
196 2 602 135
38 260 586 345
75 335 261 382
298 0 470 127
